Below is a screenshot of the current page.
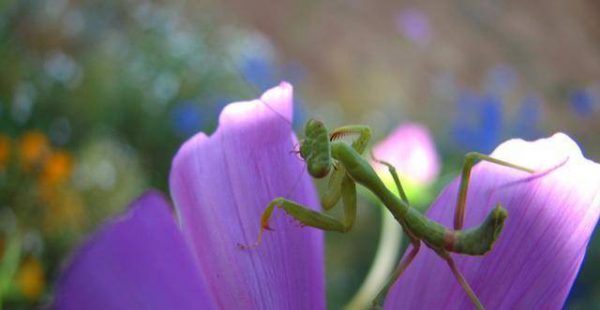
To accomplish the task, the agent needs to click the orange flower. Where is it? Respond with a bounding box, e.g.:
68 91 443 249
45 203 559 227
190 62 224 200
19 131 50 171
0 134 10 170
16 257 45 300
40 151 73 186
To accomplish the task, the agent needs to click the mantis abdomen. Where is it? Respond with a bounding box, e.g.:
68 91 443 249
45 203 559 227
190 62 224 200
331 140 507 256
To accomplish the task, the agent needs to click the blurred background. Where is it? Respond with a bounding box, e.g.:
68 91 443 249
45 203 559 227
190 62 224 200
0 0 599 308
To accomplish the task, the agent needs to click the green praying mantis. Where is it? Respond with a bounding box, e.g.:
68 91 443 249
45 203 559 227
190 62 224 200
243 118 535 309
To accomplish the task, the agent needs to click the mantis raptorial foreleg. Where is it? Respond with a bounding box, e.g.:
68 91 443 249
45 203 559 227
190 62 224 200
321 126 371 210
453 152 535 230
320 168 346 210
331 125 372 153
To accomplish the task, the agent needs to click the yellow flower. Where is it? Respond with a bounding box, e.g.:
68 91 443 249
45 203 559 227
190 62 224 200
19 131 49 171
16 257 45 300
40 150 73 186
0 134 10 170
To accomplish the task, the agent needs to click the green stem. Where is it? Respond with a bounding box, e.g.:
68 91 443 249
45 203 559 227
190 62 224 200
344 205 402 310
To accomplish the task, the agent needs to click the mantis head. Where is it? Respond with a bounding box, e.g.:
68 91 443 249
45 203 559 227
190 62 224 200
299 119 332 178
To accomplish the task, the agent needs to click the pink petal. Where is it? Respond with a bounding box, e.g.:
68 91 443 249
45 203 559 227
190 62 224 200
385 133 600 309
372 123 440 185
169 82 325 309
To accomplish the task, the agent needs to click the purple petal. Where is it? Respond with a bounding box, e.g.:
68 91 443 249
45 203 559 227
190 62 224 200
54 191 216 310
385 133 600 309
372 123 440 185
169 82 325 309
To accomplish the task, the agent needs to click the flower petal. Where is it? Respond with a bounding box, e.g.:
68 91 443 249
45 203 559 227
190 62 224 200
54 191 216 310
169 82 325 309
372 123 440 185
385 133 600 309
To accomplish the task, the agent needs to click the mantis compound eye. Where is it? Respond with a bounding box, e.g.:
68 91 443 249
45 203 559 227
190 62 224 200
308 161 330 178
299 140 308 160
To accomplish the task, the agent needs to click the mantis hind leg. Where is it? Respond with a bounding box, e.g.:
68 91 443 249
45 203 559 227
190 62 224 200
439 250 485 310
241 175 357 249
453 152 534 230
372 233 420 309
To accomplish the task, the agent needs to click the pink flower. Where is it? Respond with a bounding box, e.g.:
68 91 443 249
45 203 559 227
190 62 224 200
372 122 440 186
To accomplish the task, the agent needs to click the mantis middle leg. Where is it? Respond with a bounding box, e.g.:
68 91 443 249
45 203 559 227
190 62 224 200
369 154 421 308
370 152 409 204
453 152 534 230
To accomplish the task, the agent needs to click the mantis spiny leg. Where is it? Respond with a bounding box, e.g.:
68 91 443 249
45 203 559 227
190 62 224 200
454 152 534 230
330 125 372 154
320 166 346 210
321 126 371 210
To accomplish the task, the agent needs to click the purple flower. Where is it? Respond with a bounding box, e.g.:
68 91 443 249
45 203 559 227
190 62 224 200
54 82 325 309
385 133 600 309
54 192 218 309
54 82 598 309
169 82 323 308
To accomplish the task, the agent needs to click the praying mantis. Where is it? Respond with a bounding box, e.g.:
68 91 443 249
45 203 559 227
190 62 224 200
244 118 534 309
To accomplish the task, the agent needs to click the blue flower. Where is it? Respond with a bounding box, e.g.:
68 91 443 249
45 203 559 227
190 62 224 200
569 88 598 117
170 101 204 138
452 91 503 153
